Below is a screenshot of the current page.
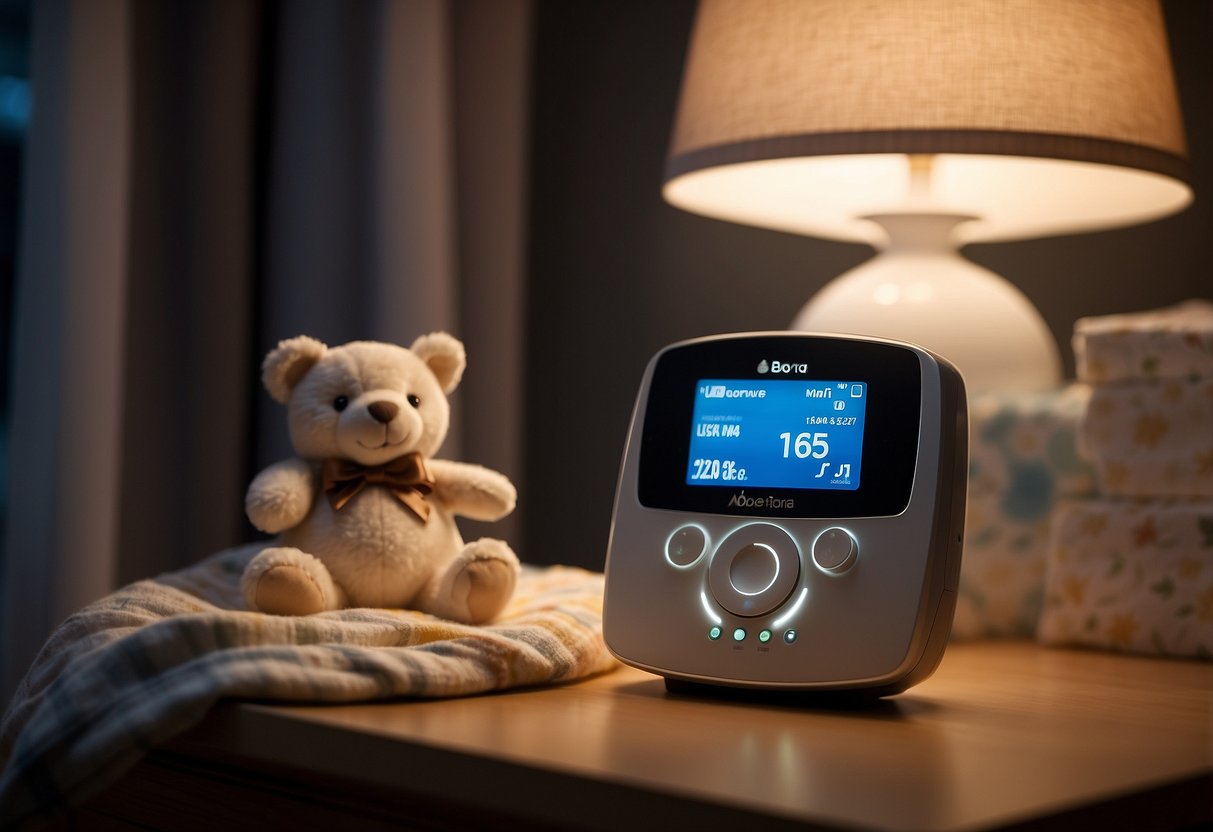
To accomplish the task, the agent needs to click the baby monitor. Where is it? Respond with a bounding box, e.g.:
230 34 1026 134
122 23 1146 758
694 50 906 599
603 332 967 696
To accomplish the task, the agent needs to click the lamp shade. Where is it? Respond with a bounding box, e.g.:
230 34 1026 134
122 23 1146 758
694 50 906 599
664 0 1192 246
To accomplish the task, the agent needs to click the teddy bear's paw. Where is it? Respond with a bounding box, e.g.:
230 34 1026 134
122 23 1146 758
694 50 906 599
242 547 343 616
254 565 328 616
245 458 315 534
462 552 520 624
423 539 520 625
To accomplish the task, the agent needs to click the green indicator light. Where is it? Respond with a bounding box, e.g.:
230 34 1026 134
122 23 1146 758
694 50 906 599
758 629 772 644
708 626 722 640
733 628 746 642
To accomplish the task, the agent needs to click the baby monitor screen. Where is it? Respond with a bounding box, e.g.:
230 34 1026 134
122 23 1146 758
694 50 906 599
635 334 922 518
686 380 867 491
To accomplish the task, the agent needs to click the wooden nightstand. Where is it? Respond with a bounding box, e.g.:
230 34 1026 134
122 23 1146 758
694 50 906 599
77 641 1211 831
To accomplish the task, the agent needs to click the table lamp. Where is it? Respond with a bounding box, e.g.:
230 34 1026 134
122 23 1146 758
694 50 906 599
663 0 1192 392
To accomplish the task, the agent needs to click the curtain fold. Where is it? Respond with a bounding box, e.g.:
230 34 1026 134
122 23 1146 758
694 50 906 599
1 0 132 706
1 0 531 706
118 0 261 590
255 0 462 467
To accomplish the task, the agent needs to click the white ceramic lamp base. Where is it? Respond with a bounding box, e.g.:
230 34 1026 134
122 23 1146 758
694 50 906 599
790 214 1062 393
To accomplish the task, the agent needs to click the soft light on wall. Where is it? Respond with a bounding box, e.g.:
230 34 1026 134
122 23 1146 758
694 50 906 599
663 0 1192 392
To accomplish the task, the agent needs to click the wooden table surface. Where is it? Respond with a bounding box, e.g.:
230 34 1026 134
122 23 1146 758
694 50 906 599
104 641 1212 831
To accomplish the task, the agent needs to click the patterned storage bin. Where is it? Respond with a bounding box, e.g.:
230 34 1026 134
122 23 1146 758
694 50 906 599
1079 377 1213 498
1038 498 1213 659
1073 299 1213 384
953 385 1097 639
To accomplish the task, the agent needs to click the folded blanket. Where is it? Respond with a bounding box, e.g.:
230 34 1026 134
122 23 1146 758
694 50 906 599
1037 498 1213 659
1078 377 1213 498
0 545 617 829
954 385 1096 638
1073 299 1213 384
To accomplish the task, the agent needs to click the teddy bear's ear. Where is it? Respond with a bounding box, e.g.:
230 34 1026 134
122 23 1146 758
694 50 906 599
262 336 327 403
410 332 466 393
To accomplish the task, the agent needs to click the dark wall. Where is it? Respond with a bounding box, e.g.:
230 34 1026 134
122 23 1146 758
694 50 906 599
523 0 1212 570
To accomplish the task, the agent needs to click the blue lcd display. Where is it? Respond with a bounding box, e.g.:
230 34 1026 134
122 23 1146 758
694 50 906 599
686 379 867 491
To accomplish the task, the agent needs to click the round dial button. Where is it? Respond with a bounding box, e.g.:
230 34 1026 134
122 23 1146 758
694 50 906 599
812 527 858 573
730 543 780 595
708 523 801 618
666 525 707 567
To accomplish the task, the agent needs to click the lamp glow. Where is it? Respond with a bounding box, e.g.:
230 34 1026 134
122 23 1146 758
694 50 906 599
664 0 1192 392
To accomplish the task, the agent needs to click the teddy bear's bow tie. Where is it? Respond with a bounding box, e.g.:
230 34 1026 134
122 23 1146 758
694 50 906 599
322 453 435 520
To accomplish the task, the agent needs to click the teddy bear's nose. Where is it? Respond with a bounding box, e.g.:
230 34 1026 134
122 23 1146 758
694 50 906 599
367 401 399 424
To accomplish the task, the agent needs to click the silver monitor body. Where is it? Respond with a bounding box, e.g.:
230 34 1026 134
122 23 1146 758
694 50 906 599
603 333 968 696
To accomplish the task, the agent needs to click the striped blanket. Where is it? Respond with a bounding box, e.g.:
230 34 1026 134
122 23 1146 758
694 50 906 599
0 544 617 828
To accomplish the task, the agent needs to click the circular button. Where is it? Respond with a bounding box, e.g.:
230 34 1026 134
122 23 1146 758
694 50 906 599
812 527 858 573
729 543 779 595
758 629 772 644
666 525 707 567
708 524 801 618
784 629 798 644
733 628 747 642
708 626 722 641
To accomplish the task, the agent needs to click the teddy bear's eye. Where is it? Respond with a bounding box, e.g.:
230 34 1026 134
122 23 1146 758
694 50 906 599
333 395 350 412
407 394 421 409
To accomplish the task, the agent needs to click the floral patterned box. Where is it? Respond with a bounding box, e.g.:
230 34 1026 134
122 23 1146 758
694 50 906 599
1073 299 1213 384
1079 377 1213 498
953 386 1097 639
1037 498 1213 659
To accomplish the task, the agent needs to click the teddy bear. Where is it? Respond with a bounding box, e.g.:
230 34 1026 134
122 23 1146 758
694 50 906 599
241 333 520 624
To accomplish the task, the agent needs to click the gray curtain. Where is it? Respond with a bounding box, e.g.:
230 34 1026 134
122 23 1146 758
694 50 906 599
0 0 530 705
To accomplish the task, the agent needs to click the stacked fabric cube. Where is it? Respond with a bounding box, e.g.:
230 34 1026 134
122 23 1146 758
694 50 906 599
1037 300 1213 659
952 385 1096 638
